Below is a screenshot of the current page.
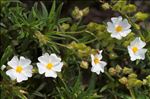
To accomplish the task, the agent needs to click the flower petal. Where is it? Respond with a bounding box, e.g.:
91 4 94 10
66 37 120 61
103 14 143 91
111 33 122 40
52 62 63 72
7 56 19 68
120 29 131 37
23 65 33 77
111 16 122 24
119 19 131 29
45 70 57 78
37 63 46 74
6 69 16 80
19 56 31 67
38 53 49 65
107 22 115 33
49 54 61 64
130 37 146 49
136 49 147 60
16 73 28 82
91 65 101 75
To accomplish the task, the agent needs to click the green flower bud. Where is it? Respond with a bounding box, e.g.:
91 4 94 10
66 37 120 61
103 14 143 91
61 23 70 30
122 4 136 13
87 22 98 31
112 0 127 11
72 6 83 20
34 31 49 45
127 78 137 87
102 3 110 10
115 65 122 73
80 61 89 69
123 67 133 74
108 67 116 76
82 7 89 16
128 73 137 79
134 80 143 87
142 79 147 85
146 75 150 82
135 12 149 21
119 77 128 85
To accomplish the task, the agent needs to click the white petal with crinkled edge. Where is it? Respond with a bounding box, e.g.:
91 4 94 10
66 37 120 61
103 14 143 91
45 70 57 78
16 73 28 82
111 33 122 40
7 56 19 68
6 69 17 80
130 37 146 49
120 29 131 37
19 56 31 67
37 63 47 74
38 53 49 65
52 62 63 72
111 16 122 24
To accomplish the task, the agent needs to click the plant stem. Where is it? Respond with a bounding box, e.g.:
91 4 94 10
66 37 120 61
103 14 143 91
128 88 136 99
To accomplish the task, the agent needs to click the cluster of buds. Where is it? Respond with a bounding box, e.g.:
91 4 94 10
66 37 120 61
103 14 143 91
108 65 122 76
87 22 106 32
135 12 149 21
68 41 96 58
72 6 89 20
119 73 143 88
34 31 49 45
122 4 137 13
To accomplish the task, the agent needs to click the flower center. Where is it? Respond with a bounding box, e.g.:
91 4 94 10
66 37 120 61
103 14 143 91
94 57 100 64
46 63 53 70
115 25 123 32
132 47 138 53
16 66 23 73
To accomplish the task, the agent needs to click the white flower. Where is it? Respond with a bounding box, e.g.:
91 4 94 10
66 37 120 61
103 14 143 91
6 56 33 82
1 65 6 71
128 37 147 61
91 50 107 75
37 53 63 78
107 16 131 40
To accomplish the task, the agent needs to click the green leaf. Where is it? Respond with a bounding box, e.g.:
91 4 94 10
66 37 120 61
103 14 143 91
0 45 13 66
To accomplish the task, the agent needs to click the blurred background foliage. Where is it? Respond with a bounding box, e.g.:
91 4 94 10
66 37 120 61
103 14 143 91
0 0 150 99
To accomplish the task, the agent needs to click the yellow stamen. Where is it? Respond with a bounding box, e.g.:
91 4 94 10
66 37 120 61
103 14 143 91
115 25 123 32
16 66 23 73
94 57 100 64
132 47 138 53
46 63 53 70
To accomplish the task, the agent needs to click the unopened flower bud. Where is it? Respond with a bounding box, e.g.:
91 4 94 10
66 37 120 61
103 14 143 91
102 3 110 10
82 7 89 16
119 77 128 85
128 73 137 79
135 12 149 21
142 79 147 85
1 65 6 71
61 23 70 30
134 80 142 87
123 4 136 13
80 61 89 69
72 7 83 20
108 67 116 76
123 67 133 74
115 65 122 73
